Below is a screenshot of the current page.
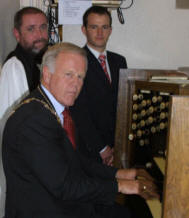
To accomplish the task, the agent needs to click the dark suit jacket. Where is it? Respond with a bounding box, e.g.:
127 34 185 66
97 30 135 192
2 86 118 218
71 46 127 161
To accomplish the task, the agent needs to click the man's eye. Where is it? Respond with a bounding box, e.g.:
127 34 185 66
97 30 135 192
65 72 72 77
89 25 97 30
40 24 48 31
103 25 110 30
27 27 34 32
78 75 84 81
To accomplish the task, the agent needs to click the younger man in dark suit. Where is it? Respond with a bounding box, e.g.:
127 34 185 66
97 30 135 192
71 6 127 165
2 42 159 218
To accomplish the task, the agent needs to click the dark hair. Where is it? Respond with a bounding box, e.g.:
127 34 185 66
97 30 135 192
83 6 112 27
14 7 47 31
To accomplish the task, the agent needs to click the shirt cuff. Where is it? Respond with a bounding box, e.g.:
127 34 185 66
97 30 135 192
99 145 108 153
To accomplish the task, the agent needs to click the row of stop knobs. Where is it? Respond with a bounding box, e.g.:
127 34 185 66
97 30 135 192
128 93 170 146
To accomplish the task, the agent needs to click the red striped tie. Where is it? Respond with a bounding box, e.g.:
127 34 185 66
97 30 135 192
98 54 111 84
62 108 76 149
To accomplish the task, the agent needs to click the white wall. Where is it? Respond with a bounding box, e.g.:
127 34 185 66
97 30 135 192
16 0 189 69
63 0 189 70
0 0 19 65
0 2 19 217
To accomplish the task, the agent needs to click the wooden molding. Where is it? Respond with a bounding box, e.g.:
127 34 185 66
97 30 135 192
176 0 189 9
93 0 121 8
54 0 121 8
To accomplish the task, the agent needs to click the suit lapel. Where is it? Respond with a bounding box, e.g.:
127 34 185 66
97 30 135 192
107 51 117 89
26 85 62 127
84 46 112 89
36 85 55 110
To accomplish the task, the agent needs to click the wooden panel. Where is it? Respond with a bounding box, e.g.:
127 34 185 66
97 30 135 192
146 199 162 218
154 157 165 175
176 0 189 9
93 0 121 8
114 69 149 168
163 96 189 218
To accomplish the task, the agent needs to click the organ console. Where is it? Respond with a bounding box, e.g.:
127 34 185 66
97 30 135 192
114 69 189 218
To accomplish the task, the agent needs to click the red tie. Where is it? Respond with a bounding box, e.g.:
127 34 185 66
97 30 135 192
62 108 76 149
98 54 111 84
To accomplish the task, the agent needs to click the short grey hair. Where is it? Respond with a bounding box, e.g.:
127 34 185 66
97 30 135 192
41 42 87 74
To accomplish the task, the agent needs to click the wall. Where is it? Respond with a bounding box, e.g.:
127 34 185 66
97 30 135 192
13 0 189 69
63 0 189 70
0 2 19 217
0 0 19 66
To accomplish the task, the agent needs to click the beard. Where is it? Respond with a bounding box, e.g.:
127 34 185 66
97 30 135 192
21 38 48 64
22 38 48 56
24 38 48 63
30 38 48 54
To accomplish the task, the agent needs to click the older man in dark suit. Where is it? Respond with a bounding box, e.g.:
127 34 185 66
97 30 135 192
71 6 127 165
2 43 159 218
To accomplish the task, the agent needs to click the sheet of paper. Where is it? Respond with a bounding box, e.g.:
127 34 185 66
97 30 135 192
58 0 92 25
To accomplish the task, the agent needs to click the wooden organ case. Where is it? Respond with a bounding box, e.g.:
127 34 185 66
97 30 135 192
114 69 189 218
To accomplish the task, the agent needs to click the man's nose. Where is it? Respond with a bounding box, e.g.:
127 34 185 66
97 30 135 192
35 28 44 39
97 27 103 35
72 75 82 87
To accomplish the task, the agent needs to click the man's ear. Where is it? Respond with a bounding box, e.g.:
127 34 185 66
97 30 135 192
109 26 112 35
42 66 52 87
81 25 87 36
13 28 20 42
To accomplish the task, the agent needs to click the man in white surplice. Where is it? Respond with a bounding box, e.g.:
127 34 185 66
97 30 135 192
0 7 48 218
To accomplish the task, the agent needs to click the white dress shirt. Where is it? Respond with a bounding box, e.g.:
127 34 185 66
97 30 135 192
87 45 112 81
41 85 65 125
